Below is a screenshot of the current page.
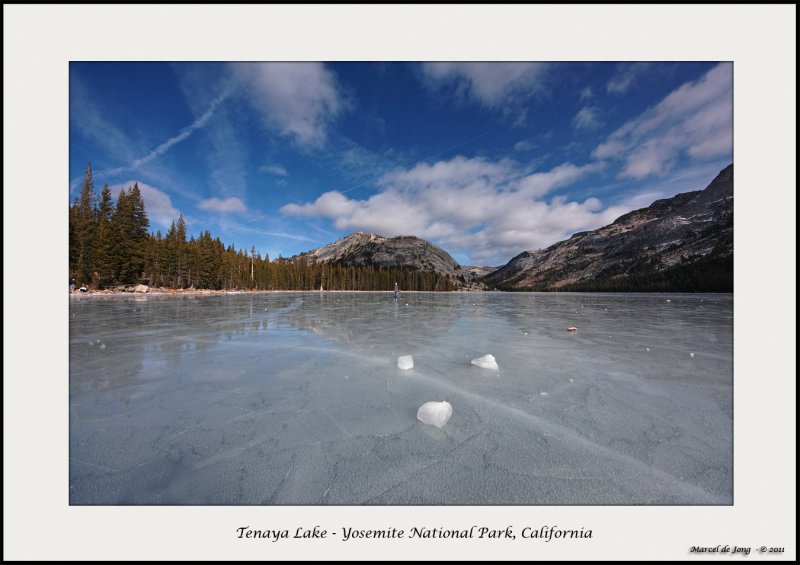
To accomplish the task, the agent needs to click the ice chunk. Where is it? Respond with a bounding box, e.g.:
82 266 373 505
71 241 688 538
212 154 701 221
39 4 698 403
566 326 578 332
690 352 695 358
99 344 106 350
398 355 414 370
416 401 453 429
646 347 650 352
540 392 549 397
471 354 498 370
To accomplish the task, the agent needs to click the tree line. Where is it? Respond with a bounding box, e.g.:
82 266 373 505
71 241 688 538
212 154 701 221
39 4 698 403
69 164 456 292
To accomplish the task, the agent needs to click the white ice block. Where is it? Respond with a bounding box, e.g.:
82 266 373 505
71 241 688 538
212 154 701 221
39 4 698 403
470 354 498 370
416 401 453 429
398 355 414 370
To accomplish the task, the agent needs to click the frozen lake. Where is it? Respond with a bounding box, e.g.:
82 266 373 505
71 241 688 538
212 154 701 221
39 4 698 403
70 292 732 505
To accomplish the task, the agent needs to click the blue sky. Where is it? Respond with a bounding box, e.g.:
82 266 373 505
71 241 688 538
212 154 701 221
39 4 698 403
70 62 732 266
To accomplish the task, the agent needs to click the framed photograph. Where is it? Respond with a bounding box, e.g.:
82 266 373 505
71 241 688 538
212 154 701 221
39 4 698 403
4 4 796 562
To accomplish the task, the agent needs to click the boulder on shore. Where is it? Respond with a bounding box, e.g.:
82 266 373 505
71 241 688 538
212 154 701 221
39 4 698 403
134 284 149 293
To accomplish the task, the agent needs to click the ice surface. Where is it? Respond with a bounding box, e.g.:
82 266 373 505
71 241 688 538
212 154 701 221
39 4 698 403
471 354 499 370
398 355 414 370
70 291 732 505
416 401 453 428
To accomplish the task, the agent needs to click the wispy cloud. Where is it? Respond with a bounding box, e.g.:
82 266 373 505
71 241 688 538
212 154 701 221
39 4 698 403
282 155 616 263
130 91 229 171
231 63 347 148
573 106 603 130
70 76 139 166
579 86 593 100
197 196 247 213
71 91 229 192
594 63 732 179
260 164 288 176
606 62 652 94
419 62 548 123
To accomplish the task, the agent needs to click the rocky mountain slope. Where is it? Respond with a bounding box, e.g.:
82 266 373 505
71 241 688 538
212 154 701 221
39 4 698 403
482 164 734 292
297 231 486 287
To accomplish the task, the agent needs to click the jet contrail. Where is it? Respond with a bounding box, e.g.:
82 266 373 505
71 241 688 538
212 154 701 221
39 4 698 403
70 90 230 192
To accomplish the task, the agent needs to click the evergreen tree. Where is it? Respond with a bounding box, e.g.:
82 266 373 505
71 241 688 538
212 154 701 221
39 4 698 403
74 163 97 285
109 183 150 284
93 185 115 287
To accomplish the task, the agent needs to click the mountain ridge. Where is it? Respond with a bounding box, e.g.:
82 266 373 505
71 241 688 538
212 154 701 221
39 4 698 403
292 164 733 292
481 164 733 291
295 231 488 288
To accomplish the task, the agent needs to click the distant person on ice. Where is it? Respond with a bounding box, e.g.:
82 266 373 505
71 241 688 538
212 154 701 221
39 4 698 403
393 282 399 300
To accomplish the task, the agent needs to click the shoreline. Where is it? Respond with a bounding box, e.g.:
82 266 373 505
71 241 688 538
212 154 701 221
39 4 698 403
69 288 483 297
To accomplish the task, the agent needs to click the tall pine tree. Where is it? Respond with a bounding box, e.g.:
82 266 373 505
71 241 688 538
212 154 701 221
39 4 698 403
93 185 115 287
73 163 97 285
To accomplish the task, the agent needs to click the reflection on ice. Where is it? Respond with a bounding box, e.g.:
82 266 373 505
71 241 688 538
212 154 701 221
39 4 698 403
70 292 733 505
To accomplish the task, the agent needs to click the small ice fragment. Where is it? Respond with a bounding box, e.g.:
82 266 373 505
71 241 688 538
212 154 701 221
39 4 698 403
524 332 528 336
99 344 106 350
646 347 650 352
398 355 414 370
666 299 671 303
344 375 349 379
540 392 549 397
96 339 100 344
566 326 578 332
569 378 574 383
88 341 94 346
265 308 267 311
471 354 498 370
690 352 695 358
405 303 409 306
416 401 453 429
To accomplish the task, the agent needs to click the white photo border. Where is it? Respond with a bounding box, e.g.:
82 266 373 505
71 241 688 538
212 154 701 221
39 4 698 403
4 3 796 561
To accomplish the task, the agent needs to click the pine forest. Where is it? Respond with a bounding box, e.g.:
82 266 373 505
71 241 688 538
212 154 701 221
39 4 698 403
68 165 455 292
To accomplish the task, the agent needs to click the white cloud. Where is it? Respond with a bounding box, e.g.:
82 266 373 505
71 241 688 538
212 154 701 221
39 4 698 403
593 63 732 180
197 197 247 214
260 164 288 176
606 62 652 94
231 63 346 148
513 139 537 152
573 106 603 130
281 156 617 263
110 180 180 230
580 86 593 100
419 63 548 116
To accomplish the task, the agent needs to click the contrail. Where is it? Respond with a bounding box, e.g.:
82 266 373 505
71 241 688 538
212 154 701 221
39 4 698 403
69 90 230 191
